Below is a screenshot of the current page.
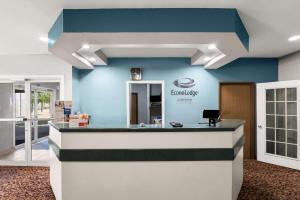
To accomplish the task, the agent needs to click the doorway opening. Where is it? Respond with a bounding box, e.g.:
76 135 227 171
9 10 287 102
127 81 165 126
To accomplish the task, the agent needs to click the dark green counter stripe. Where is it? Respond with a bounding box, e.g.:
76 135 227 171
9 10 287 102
48 136 244 162
233 135 245 157
49 139 61 160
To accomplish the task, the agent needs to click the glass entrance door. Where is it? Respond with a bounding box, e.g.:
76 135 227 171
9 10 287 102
257 81 300 170
30 84 57 164
0 81 27 165
0 79 60 166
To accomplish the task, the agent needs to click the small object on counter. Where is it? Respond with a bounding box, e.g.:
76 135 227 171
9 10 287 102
54 101 72 122
203 110 220 127
69 115 80 127
153 118 162 125
68 114 89 127
64 108 71 122
169 122 183 127
139 123 145 127
79 114 89 127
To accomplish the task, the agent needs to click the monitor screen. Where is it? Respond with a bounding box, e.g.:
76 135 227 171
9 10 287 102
203 110 220 119
150 95 161 102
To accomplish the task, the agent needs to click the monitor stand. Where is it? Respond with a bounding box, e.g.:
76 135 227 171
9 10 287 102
208 118 217 127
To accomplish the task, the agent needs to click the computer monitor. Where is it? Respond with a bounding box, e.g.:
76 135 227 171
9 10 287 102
203 110 220 126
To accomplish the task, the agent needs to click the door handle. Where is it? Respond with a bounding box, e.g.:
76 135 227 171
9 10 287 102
258 125 263 129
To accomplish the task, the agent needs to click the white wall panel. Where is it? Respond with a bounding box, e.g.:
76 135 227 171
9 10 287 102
0 54 72 100
279 52 300 81
0 83 14 155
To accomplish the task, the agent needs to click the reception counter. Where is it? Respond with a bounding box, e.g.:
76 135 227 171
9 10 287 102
49 119 244 200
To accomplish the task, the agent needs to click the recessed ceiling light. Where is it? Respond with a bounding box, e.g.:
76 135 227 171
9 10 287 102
39 37 48 42
39 36 54 44
39 36 54 43
208 44 217 50
205 53 226 68
204 56 212 61
72 52 93 68
88 57 96 62
82 44 90 49
288 35 300 42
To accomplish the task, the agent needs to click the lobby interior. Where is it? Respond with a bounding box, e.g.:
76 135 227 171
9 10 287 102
0 1 300 200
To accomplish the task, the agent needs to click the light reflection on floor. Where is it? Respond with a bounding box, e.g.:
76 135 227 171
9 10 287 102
0 139 49 161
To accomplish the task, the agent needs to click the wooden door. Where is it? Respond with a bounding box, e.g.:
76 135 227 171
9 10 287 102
220 83 255 159
130 93 138 124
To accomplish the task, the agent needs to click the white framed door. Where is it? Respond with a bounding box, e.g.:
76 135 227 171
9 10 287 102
257 80 300 170
27 79 62 166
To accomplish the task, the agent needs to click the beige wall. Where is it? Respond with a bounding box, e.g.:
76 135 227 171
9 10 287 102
279 51 300 81
0 54 72 100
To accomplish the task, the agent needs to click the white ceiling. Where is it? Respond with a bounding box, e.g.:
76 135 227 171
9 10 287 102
1 0 300 57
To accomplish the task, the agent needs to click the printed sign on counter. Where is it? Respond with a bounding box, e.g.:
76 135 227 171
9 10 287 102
54 101 72 122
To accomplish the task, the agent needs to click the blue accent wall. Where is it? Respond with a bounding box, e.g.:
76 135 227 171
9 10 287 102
63 8 238 32
234 11 249 51
49 8 249 50
48 12 64 48
72 67 80 113
73 58 278 125
209 58 278 82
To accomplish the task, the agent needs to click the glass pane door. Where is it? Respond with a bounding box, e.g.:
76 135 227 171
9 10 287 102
0 82 26 163
30 82 59 163
15 88 26 147
265 88 298 158
0 79 61 166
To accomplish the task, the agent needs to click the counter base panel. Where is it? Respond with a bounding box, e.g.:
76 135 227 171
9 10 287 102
50 147 243 200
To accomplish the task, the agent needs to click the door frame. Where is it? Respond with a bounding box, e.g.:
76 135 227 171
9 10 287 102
257 80 300 170
0 75 64 166
126 80 165 126
0 75 64 100
219 82 256 159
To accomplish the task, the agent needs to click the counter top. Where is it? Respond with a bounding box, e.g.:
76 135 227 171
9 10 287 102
49 119 244 133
